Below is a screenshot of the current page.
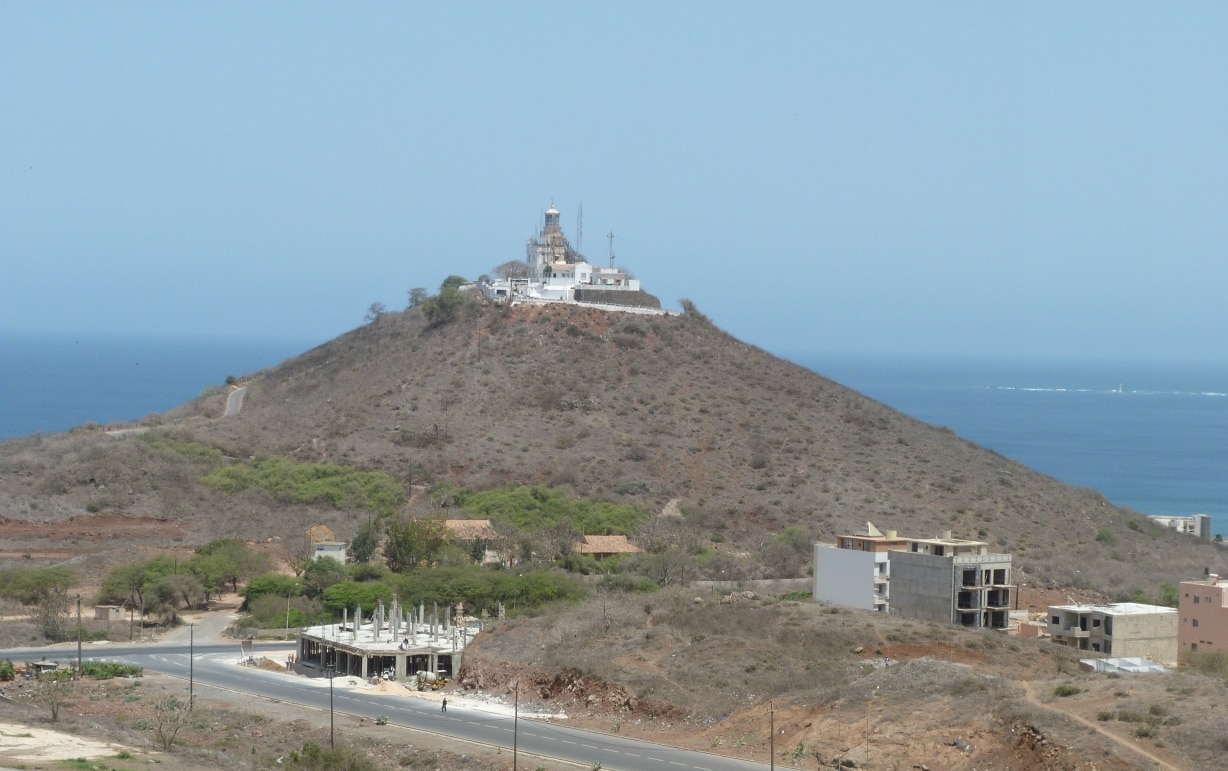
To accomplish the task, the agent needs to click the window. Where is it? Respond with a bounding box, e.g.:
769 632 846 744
1193 619 1200 628
1093 618 1101 628
1195 596 1200 604
1051 616 1060 625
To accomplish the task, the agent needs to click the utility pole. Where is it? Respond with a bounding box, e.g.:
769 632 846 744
76 595 82 676
513 681 519 771
189 623 194 711
769 701 775 771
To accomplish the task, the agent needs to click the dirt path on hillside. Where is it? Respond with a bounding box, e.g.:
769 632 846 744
1020 681 1180 771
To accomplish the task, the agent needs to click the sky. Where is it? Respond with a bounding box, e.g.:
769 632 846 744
3 3 1227 362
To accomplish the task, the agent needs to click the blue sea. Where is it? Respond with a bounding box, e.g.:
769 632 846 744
2 332 1224 537
0 331 315 438
791 353 1227 538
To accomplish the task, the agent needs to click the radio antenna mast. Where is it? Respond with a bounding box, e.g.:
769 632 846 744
576 202 583 253
607 231 615 267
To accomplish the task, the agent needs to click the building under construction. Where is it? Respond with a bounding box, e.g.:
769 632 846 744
295 597 480 681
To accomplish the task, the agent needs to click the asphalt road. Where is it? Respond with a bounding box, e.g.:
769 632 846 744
0 640 773 771
223 385 246 417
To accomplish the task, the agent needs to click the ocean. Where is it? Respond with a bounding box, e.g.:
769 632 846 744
0 331 315 438
790 353 1227 538
2 332 1224 537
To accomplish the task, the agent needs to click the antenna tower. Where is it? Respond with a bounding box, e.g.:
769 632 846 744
576 202 583 253
607 231 615 267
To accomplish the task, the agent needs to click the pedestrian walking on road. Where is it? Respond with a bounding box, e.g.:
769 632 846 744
441 698 447 713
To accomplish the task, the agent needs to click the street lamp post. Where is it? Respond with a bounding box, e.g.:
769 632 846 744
189 623 194 711
285 584 298 641
76 595 82 676
327 664 335 748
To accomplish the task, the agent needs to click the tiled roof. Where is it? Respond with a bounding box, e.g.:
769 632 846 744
575 535 642 555
444 519 499 541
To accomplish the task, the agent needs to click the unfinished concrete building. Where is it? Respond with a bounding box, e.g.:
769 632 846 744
813 525 1014 628
1047 602 1178 665
887 533 1014 629
295 598 479 681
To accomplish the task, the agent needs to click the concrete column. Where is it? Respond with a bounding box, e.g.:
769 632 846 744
396 653 407 680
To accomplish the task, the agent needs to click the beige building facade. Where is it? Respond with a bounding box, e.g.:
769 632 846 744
1178 573 1228 658
1048 602 1178 666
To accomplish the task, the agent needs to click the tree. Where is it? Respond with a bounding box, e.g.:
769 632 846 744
0 566 77 641
440 275 468 291
383 517 448 572
407 287 428 308
493 260 529 280
364 301 387 324
153 697 189 749
349 518 379 564
37 668 74 722
99 562 149 608
189 539 269 594
302 557 348 598
153 574 205 613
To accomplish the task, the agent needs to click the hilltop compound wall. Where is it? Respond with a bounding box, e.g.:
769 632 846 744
573 288 663 309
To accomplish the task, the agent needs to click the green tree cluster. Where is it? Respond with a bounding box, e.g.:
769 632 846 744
321 566 583 616
446 485 645 534
419 276 479 325
99 539 269 618
0 566 78 640
201 457 405 515
0 566 77 605
383 517 448 571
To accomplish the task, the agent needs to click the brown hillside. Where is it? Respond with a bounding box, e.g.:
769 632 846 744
0 301 1222 594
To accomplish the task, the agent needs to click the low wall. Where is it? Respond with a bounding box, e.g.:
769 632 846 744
690 578 812 594
573 288 663 309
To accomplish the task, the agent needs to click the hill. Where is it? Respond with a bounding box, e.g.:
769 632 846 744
1 300 1224 595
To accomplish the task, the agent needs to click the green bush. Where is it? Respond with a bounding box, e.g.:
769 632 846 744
80 661 143 679
391 567 585 615
0 659 14 681
448 485 646 534
0 566 78 605
202 458 405 515
242 574 304 605
1095 529 1116 545
1053 684 1081 697
137 433 224 463
597 574 659 593
285 742 379 771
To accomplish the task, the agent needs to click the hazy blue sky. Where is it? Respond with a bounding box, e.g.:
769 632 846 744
3 3 1226 361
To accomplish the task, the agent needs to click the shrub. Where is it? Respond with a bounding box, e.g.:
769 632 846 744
202 458 405 516
1095 529 1116 545
0 660 14 681
286 741 379 771
1053 684 1082 697
80 661 142 679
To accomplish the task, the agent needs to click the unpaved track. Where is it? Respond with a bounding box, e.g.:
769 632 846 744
1020 681 1180 771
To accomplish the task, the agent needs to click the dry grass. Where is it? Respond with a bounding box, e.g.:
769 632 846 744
2 303 1222 599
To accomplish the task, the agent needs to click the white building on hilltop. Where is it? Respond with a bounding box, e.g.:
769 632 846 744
481 204 664 314
1148 514 1213 540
